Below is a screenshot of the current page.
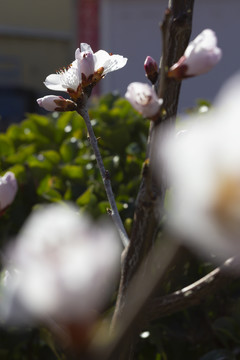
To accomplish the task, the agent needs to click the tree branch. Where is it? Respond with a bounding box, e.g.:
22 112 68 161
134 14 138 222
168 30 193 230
77 106 129 248
112 0 195 330
148 256 240 321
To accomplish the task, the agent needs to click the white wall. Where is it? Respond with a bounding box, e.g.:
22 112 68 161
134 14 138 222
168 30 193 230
100 0 240 112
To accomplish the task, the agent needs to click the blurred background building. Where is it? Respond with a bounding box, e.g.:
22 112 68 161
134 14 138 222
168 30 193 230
1 0 240 129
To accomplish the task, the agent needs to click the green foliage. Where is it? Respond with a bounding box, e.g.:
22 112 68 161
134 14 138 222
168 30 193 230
1 94 240 360
0 94 148 243
0 93 148 359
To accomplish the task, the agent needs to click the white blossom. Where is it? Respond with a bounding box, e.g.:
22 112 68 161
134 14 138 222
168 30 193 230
44 43 127 96
0 172 18 211
168 29 222 79
1 204 121 323
125 82 163 119
75 43 128 86
158 74 240 259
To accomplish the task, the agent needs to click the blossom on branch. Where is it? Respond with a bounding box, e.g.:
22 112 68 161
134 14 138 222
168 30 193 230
42 43 127 103
1 204 121 324
168 29 222 80
125 82 163 119
158 74 240 260
0 172 18 211
37 95 76 112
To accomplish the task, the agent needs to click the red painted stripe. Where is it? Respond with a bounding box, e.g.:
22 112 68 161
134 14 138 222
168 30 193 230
78 0 99 52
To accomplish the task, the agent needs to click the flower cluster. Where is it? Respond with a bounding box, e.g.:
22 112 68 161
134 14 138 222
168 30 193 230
125 29 221 120
158 74 240 260
168 29 222 80
37 43 127 111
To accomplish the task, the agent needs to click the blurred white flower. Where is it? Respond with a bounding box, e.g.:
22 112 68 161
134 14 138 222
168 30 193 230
0 172 18 211
125 82 163 119
168 29 222 79
1 204 121 323
158 74 240 259
37 95 76 112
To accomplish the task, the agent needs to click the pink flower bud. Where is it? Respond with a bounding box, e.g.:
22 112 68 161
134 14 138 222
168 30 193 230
37 95 76 112
0 172 18 210
168 29 222 80
144 56 158 84
125 82 163 119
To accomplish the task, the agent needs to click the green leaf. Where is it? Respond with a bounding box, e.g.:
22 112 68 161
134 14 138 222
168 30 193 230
27 114 55 141
76 186 97 206
61 164 85 180
5 144 36 164
56 111 74 131
20 118 39 133
29 113 51 127
0 134 14 157
6 123 22 141
7 164 27 184
60 138 79 163
71 113 85 132
37 175 63 202
27 154 53 180
98 201 110 214
40 150 60 165
98 201 123 214
38 188 62 202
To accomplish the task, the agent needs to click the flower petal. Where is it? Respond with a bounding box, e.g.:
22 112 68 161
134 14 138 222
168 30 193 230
101 55 128 75
80 43 93 53
93 50 112 71
44 74 66 91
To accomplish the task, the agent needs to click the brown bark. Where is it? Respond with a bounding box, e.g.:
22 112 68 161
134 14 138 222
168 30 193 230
112 0 195 328
148 256 240 321
110 1 195 358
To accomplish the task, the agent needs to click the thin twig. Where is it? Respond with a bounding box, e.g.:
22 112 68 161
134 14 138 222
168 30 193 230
77 107 129 248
